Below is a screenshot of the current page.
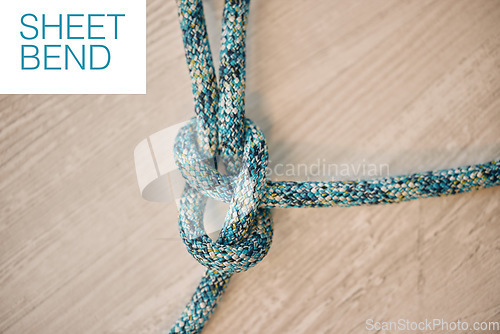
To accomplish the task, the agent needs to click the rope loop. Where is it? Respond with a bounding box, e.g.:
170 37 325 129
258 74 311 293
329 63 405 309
175 117 273 273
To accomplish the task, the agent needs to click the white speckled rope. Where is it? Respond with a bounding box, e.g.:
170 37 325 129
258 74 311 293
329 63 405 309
168 0 500 332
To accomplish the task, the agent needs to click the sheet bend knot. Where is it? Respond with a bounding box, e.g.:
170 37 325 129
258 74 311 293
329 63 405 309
164 0 500 332
174 117 273 274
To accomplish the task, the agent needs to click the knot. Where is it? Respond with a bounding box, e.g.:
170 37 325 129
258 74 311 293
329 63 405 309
174 117 273 274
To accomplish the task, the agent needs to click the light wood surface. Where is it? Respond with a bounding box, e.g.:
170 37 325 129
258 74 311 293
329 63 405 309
1 0 500 333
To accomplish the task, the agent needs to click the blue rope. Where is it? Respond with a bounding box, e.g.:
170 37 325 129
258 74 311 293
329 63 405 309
170 0 500 332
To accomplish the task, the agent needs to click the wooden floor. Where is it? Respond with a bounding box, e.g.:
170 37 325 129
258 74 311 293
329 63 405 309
1 0 500 333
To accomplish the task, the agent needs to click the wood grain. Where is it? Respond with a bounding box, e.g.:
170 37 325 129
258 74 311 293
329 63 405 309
1 0 499 333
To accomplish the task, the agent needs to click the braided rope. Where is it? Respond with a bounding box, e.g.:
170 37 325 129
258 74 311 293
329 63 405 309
170 0 500 332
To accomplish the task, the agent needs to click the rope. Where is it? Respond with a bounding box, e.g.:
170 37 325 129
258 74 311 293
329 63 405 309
170 0 500 332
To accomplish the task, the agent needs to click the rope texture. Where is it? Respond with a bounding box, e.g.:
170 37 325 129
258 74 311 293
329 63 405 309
170 0 500 332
